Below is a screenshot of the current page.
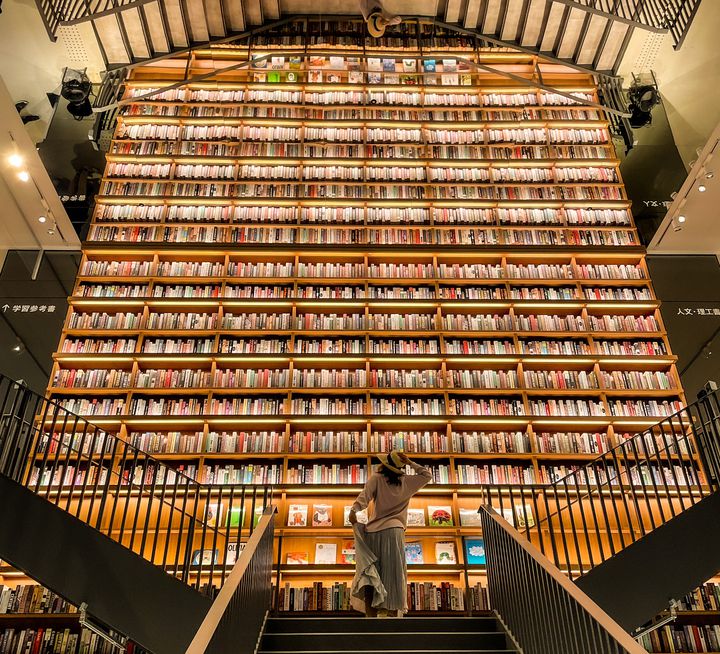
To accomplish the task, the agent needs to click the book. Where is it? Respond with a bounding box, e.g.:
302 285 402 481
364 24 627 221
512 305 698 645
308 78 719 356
407 508 426 527
254 506 264 527
206 502 223 527
327 73 341 84
308 70 323 83
347 57 360 71
286 551 309 565
343 506 368 526
502 504 536 529
405 541 424 564
348 71 363 84
442 58 457 72
460 74 472 86
309 55 326 67
288 504 308 527
286 71 297 83
367 57 382 71
267 71 281 83
227 506 245 528
329 56 344 69
428 505 454 526
289 56 302 69
435 541 457 564
368 72 382 84
341 540 356 564
465 539 486 565
402 58 416 72
251 54 267 68
459 508 482 527
271 56 285 69
423 59 436 72
385 73 400 85
253 72 266 83
191 549 218 566
382 58 395 72
314 542 337 564
226 542 245 565
312 503 333 527
441 73 459 86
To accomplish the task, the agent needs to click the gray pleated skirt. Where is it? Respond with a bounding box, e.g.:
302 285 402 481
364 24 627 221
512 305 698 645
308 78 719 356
364 527 407 612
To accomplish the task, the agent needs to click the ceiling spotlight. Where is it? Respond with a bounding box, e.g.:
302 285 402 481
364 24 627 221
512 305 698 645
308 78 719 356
678 215 686 223
8 153 23 168
47 227 56 235
12 341 24 353
698 184 707 192
17 170 30 182
673 223 683 232
706 172 715 179
38 215 47 223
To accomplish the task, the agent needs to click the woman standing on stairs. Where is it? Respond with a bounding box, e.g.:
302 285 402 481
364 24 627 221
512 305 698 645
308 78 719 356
349 450 432 616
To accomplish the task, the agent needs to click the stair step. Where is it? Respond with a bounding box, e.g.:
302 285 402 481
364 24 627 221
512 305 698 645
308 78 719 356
261 633 509 652
265 617 499 634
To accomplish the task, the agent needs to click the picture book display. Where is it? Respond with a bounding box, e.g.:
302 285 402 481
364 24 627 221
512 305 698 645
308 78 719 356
191 549 218 566
288 504 308 527
459 508 482 527
312 504 333 527
428 506 454 527
341 540 356 565
314 542 338 564
435 541 457 564
405 541 424 565
407 508 426 527
465 539 486 565
286 551 309 565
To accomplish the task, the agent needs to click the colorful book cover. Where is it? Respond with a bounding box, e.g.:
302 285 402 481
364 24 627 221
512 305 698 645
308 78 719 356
253 72 267 83
435 541 457 564
407 508 426 526
226 506 245 528
341 540 356 564
271 56 285 69
348 71 363 84
423 59 436 72
458 59 471 72
400 75 417 86
289 56 302 69
312 504 333 527
442 58 457 72
267 71 281 83
309 55 327 68
327 73 342 84
460 73 472 86
226 542 245 565
428 505 454 526
314 542 337 564
191 549 218 566
251 54 268 68
402 58 417 72
405 541 424 564
382 58 396 72
367 72 382 85
459 508 482 527
343 506 367 525
308 70 323 83
347 57 361 71
206 502 223 527
253 507 264 527
367 57 382 71
286 551 309 565
384 73 400 85
288 504 308 527
286 71 298 83
504 504 535 528
465 539 486 565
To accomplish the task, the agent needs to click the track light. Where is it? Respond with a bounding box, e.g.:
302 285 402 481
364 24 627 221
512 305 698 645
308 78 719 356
38 215 47 223
12 340 24 354
678 215 686 223
8 153 23 168
17 170 30 182
706 172 715 179
698 184 707 192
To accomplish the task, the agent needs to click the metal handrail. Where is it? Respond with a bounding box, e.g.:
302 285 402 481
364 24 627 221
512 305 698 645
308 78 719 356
185 507 276 654
0 373 273 594
481 506 648 654
482 390 720 579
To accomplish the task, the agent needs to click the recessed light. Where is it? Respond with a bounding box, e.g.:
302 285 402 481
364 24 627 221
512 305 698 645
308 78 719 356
12 344 22 353
38 215 47 223
678 215 686 223
17 171 30 182
698 184 707 192
8 154 23 168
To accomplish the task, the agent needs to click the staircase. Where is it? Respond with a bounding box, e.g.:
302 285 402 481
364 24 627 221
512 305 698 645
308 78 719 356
260 616 519 654
0 373 273 653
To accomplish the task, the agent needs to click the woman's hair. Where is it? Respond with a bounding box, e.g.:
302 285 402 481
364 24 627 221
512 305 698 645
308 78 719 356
377 463 403 486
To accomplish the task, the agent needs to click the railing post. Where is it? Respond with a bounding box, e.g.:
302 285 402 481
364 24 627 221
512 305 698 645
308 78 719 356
694 387 720 488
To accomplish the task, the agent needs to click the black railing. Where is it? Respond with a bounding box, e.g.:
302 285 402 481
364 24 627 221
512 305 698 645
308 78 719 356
185 507 275 654
481 390 720 579
481 506 648 654
0 373 273 595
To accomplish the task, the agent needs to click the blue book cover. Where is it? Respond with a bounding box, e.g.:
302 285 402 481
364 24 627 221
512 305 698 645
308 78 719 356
465 539 486 565
423 59 436 73
405 541 424 564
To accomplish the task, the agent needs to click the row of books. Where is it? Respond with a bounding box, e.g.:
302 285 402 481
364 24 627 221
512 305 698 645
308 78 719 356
0 585 75 615
58 336 668 357
638 624 720 653
80 259 646 280
122 430 613 456
93 204 630 226
0 628 145 653
75 282 653 302
55 395 683 418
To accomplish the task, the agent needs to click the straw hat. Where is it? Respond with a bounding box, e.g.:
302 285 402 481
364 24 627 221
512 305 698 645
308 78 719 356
378 450 405 474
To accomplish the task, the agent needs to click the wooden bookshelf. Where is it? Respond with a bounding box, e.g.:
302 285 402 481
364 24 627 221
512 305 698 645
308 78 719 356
40 18 694 614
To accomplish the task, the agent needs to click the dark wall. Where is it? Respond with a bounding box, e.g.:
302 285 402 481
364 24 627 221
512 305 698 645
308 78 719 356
647 254 720 398
0 250 80 393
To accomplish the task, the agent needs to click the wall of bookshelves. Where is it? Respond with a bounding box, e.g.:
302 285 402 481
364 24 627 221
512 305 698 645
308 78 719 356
37 18 696 614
